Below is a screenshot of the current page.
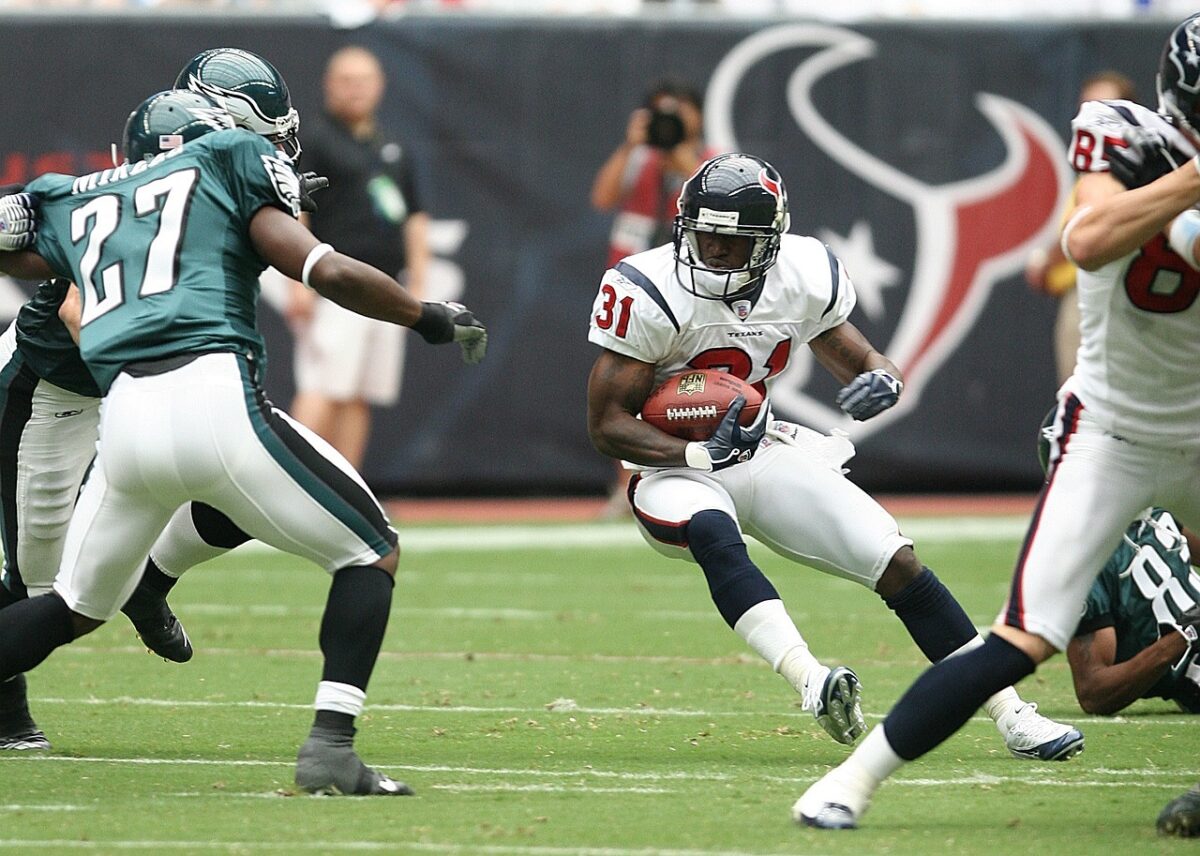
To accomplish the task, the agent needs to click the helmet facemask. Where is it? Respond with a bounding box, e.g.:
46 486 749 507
674 216 782 301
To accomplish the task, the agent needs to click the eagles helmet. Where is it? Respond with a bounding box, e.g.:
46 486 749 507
122 90 234 163
175 47 301 159
673 153 789 301
1158 14 1200 144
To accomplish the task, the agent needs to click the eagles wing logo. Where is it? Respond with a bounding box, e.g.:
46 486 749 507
260 152 302 218
705 25 1070 441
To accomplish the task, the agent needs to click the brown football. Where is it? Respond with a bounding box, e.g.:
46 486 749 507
640 369 764 441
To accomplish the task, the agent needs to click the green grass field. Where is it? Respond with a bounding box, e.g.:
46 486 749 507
1 516 1194 854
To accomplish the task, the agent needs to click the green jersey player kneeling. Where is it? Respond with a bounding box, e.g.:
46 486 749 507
0 89 486 796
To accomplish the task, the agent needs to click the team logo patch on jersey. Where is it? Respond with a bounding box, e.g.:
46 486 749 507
731 299 752 320
260 152 302 218
675 371 707 396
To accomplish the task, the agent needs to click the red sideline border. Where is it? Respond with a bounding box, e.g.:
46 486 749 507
384 494 1039 525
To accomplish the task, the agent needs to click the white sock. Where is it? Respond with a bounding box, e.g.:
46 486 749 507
314 681 366 717
843 724 905 787
732 600 819 691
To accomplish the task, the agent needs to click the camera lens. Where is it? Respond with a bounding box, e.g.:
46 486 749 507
647 109 685 150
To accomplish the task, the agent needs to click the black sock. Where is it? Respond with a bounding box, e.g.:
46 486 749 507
687 510 779 628
0 672 34 733
313 709 356 735
884 567 979 662
0 582 20 610
0 594 75 681
119 558 177 622
883 634 1036 760
319 565 394 690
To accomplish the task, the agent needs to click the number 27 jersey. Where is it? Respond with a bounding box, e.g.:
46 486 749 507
27 129 300 393
588 235 856 392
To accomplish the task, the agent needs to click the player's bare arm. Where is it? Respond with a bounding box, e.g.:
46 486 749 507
586 348 690 467
809 322 899 385
0 250 52 281
58 282 81 344
1066 626 1188 715
1065 165 1200 271
249 205 423 327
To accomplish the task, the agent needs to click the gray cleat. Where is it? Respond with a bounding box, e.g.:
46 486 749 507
295 726 413 796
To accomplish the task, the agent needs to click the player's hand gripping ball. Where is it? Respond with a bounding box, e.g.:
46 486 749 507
641 369 764 441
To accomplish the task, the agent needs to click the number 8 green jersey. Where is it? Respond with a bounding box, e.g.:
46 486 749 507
27 129 301 392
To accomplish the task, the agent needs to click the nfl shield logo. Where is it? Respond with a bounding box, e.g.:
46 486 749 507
676 372 707 396
731 300 751 320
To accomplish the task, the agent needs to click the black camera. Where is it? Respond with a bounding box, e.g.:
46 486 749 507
646 107 685 150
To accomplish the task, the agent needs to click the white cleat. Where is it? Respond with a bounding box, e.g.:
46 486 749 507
802 665 865 745
793 765 873 830
1003 702 1084 761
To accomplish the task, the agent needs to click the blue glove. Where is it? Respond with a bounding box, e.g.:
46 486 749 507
0 193 37 252
836 369 903 421
687 395 770 472
1104 128 1187 190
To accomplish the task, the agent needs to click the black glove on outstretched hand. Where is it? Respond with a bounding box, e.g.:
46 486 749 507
836 368 903 421
412 300 488 365
298 172 330 213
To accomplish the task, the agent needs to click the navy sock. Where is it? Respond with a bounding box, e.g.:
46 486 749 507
882 634 1036 760
884 567 978 662
0 594 75 681
319 565 394 690
687 510 779 627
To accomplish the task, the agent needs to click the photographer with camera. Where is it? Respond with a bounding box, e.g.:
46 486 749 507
589 78 715 518
591 79 713 269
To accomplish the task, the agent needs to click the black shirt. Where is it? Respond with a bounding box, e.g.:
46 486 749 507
300 112 423 275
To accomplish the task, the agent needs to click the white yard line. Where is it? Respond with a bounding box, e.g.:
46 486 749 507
221 516 1029 557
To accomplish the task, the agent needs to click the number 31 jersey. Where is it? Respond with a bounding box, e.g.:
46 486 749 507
27 129 301 393
1065 99 1200 447
588 234 856 392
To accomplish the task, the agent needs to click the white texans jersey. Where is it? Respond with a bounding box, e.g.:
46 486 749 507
1064 99 1200 448
588 234 856 393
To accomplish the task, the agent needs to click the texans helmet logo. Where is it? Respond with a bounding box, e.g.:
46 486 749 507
705 24 1071 441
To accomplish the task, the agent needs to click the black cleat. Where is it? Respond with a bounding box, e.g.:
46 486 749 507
132 603 193 663
1158 785 1200 837
0 728 50 751
295 727 413 796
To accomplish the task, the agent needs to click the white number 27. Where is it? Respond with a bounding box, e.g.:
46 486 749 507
69 168 198 327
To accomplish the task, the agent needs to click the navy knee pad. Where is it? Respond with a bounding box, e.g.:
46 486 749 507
687 510 779 627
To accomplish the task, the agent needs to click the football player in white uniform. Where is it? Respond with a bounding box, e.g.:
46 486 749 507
587 153 1081 757
798 14 1200 831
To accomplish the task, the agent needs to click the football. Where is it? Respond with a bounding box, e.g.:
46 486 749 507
641 369 764 441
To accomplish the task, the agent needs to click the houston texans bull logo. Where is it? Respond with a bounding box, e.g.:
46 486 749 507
705 24 1071 441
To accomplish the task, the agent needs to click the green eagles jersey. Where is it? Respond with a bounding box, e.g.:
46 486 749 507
1076 508 1200 708
14 278 100 397
26 129 300 392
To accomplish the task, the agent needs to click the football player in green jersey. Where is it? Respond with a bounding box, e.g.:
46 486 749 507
0 48 328 751
0 89 486 795
1066 508 1200 714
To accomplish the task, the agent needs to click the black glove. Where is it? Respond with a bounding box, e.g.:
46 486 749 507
412 300 488 365
690 395 770 472
836 369 903 421
1103 128 1187 190
298 172 330 214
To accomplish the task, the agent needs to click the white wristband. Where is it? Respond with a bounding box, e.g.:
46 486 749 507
301 242 335 289
684 442 713 472
1168 209 1200 271
1193 154 1200 178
